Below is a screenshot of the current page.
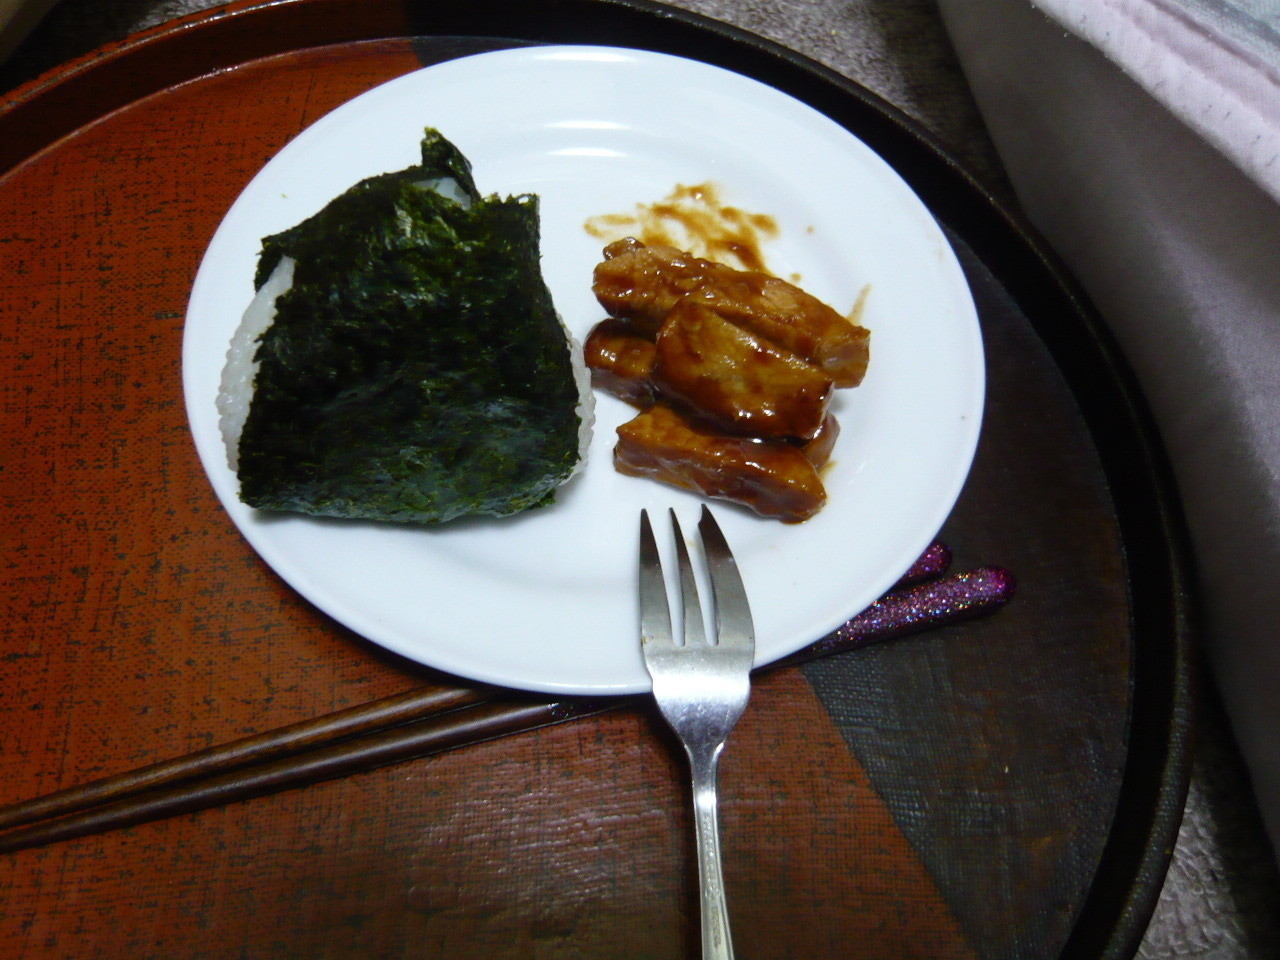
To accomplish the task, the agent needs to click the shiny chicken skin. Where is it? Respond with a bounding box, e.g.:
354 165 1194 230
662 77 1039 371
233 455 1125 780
800 413 840 470
615 404 827 523
592 237 870 387
582 317 657 408
652 298 833 440
581 316 841 472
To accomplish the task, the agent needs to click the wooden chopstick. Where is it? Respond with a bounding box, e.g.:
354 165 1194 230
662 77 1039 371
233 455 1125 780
0 540 955 836
0 550 1014 855
0 686 491 833
0 698 617 854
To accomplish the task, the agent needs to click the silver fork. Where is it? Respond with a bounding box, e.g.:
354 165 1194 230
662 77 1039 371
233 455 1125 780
639 506 755 960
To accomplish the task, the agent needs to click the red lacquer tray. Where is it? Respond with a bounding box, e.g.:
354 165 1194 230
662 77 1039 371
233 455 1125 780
0 3 1192 958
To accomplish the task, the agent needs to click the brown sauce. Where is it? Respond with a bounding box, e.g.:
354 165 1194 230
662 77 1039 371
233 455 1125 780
584 182 779 273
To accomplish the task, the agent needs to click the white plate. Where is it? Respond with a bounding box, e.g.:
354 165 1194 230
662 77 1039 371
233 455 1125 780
183 45 984 695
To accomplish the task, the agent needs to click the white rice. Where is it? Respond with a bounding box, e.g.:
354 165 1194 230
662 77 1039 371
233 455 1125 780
415 177 472 207
216 256 295 472
565 321 596 475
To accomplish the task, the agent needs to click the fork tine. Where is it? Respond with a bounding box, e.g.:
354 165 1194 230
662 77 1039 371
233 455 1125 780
638 509 673 646
670 509 707 647
697 505 755 651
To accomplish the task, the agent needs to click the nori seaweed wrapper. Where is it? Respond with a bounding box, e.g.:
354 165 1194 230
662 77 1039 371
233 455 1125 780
235 129 584 524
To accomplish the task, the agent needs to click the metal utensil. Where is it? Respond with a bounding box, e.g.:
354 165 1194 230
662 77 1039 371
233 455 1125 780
639 506 755 960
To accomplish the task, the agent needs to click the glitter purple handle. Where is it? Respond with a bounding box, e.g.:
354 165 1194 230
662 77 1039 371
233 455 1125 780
775 563 1017 668
894 541 953 587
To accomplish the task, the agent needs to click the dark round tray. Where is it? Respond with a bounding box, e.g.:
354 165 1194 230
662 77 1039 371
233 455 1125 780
0 3 1193 958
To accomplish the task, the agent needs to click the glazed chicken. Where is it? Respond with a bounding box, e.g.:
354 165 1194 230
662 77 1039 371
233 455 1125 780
652 298 833 440
582 313 841 472
592 237 870 387
586 238 868 522
582 317 657 408
615 404 827 523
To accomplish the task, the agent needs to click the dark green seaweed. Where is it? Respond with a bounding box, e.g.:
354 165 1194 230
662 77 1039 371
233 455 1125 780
235 129 583 524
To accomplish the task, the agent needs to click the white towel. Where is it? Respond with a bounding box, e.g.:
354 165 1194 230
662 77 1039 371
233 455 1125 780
1032 0 1280 203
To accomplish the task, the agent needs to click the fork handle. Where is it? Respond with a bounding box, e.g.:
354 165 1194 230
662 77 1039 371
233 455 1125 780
689 746 734 960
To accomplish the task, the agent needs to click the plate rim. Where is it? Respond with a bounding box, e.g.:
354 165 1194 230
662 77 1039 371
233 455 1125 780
181 41 987 697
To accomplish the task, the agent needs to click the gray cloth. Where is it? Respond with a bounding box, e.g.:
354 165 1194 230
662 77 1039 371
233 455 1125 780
937 0 1280 867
